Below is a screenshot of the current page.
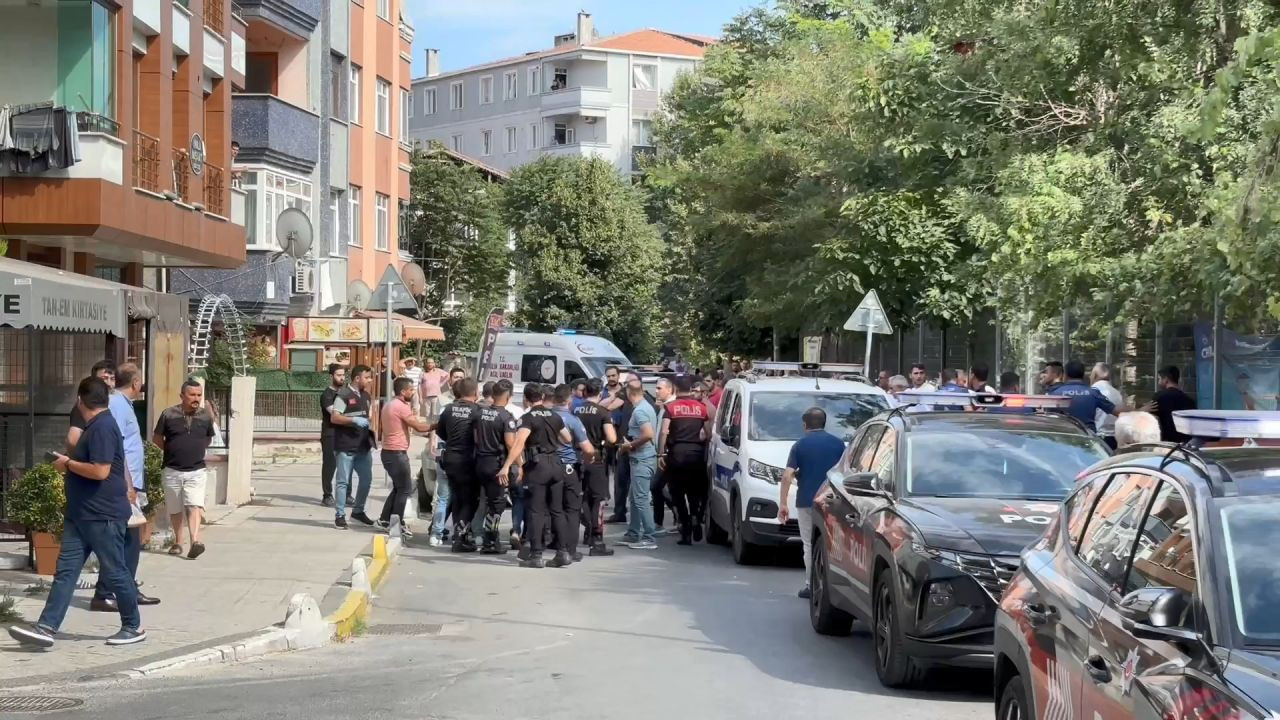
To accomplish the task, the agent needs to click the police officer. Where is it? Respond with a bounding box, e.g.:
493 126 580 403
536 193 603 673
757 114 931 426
656 374 712 545
575 378 617 555
551 384 594 561
473 379 517 554
438 377 481 552
1047 360 1118 433
500 384 573 569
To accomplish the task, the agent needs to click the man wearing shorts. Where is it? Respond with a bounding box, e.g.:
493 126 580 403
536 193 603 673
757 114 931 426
153 380 215 559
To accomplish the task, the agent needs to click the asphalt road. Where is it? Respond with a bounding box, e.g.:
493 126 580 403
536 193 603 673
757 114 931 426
25 531 992 720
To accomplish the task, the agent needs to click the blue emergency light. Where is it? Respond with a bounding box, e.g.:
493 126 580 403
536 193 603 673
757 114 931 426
1172 410 1280 439
895 391 1073 410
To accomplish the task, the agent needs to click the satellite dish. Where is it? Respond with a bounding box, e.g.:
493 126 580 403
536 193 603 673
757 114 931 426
347 280 373 312
275 207 314 258
401 262 427 296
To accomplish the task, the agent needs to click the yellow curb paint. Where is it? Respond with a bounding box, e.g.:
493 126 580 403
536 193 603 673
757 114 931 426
368 558 389 591
372 535 388 561
325 589 369 641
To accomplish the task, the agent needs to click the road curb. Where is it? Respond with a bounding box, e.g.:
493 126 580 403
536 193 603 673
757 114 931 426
326 535 400 641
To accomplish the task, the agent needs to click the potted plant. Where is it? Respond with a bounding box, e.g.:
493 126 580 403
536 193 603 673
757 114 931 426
9 463 64 575
141 442 165 545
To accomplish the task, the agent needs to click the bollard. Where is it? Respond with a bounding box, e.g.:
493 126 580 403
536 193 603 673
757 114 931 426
389 514 402 539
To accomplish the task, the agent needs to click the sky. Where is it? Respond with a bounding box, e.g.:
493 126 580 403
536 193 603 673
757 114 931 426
406 0 761 77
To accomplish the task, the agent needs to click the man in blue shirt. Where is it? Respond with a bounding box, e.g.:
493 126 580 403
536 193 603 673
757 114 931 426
552 384 594 559
9 377 146 649
92 363 160 610
619 383 659 549
938 368 971 394
779 407 845 599
1047 360 1118 433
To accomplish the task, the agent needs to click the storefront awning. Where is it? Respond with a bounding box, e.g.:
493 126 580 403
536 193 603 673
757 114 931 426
0 256 128 336
356 310 446 342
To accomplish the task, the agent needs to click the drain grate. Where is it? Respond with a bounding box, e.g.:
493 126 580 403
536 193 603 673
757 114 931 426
0 696 84 713
364 623 446 636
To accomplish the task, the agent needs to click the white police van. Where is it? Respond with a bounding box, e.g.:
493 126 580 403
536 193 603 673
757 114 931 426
478 330 634 386
706 362 891 564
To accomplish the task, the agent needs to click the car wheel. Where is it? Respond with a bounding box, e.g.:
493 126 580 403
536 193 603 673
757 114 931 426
810 540 853 635
997 672 1031 720
730 495 760 565
873 569 925 688
706 503 729 545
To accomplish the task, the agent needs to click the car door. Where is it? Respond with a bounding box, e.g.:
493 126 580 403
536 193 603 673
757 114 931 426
1082 477 1222 720
823 423 885 612
1029 472 1159 720
709 389 741 528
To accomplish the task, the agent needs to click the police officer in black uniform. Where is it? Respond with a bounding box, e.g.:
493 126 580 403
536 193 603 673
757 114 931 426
500 384 573 569
438 377 481 552
574 378 617 556
473 379 517 554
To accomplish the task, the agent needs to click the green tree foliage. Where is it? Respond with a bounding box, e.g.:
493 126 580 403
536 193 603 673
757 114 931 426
503 156 664 359
402 146 510 353
654 0 1280 351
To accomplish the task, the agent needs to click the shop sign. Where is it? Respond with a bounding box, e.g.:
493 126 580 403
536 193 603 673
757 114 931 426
0 268 125 336
190 133 205 176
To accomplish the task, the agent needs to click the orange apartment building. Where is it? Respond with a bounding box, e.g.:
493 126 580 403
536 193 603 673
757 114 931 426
0 0 249 473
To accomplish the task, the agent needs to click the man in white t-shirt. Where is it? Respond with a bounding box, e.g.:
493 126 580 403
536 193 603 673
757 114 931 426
401 357 424 415
1090 362 1124 449
909 363 937 392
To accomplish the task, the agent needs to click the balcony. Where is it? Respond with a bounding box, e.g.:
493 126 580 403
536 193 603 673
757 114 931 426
544 141 613 161
172 148 191 203
235 0 321 40
206 0 226 36
232 94 321 174
631 145 656 173
133 130 162 193
0 108 124 185
204 163 227 216
540 86 612 119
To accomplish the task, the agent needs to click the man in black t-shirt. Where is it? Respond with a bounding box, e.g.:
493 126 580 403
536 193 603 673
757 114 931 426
473 379 517 554
330 365 377 530
438 377 481 552
574 379 617 555
319 364 346 507
500 384 573 569
66 359 116 452
658 375 713 545
154 380 217 559
1150 365 1197 442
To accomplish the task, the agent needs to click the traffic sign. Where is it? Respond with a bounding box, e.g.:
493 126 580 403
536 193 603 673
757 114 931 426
844 289 893 335
802 336 822 363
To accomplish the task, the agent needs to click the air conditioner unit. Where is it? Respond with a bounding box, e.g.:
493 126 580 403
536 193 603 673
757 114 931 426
294 262 316 294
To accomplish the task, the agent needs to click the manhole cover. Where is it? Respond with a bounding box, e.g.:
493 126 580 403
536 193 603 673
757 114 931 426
0 696 84 713
364 623 446 636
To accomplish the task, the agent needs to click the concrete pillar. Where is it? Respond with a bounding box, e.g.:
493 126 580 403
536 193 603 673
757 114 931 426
227 374 257 505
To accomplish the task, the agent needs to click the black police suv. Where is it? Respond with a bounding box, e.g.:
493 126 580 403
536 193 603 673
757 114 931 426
809 406 1109 688
995 423 1280 720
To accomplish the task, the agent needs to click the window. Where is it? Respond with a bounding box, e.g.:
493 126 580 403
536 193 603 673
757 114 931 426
1077 473 1160 591
424 87 436 115
632 119 653 146
329 190 341 255
716 390 736 438
748 392 887 442
349 65 362 124
905 429 1108 499
847 425 885 473
398 200 411 244
1126 482 1197 598
872 427 898 492
529 123 539 149
375 193 389 251
1065 475 1111 550
375 78 390 135
528 65 541 95
479 75 494 104
632 63 657 91
553 123 574 146
400 88 409 141
405 88 414 118
521 354 558 383
329 62 343 118
376 0 388 21
565 361 587 384
450 81 463 110
450 134 463 152
504 71 518 101
726 392 743 448
481 130 492 156
348 185 361 246
58 1 116 119
505 127 517 154
245 170 313 250
551 67 567 91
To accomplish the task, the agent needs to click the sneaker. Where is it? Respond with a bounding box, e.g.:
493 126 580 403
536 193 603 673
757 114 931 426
105 628 147 646
187 542 206 560
571 551 584 562
427 534 442 547
655 527 676 536
547 552 574 568
8 624 55 649
626 539 658 550
520 554 545 569
374 519 390 531
335 516 349 530
516 543 532 562
798 586 812 600
397 525 414 540
509 531 521 550
621 533 639 544
451 539 477 554
589 543 615 557
351 511 375 526
321 496 335 507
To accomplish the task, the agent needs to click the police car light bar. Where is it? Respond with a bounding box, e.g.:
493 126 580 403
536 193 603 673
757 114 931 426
1172 410 1280 439
752 361 866 374
895 391 1074 409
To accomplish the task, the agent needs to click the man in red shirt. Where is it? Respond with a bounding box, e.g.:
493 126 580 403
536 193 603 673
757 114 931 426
379 377 432 536
707 373 725 409
418 356 451 420
657 375 714 545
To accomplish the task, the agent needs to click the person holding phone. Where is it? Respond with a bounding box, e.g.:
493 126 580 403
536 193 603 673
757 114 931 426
9 377 146 649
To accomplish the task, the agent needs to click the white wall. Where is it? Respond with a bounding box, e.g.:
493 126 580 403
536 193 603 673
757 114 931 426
0 7 58 105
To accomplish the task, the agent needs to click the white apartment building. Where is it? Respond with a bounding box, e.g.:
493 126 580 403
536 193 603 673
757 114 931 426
406 12 712 174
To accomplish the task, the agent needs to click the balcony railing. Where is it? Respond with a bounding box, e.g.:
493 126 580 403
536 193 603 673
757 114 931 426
76 112 121 138
172 149 190 202
133 130 161 193
204 162 226 216
631 145 656 172
206 0 225 35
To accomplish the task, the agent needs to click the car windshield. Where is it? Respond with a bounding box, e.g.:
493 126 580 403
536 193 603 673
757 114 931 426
1218 501 1280 645
905 430 1107 499
582 357 629 378
748 392 887 442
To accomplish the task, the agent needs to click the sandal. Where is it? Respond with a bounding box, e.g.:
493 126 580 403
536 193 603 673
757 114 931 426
168 544 184 556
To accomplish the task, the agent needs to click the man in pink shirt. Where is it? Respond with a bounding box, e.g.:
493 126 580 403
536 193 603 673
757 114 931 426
379 377 432 536
419 356 451 420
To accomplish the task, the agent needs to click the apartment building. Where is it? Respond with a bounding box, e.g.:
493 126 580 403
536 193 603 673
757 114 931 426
0 0 248 469
175 0 414 328
406 12 712 175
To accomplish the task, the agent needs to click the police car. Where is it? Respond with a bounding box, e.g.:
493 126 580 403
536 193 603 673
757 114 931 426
995 410 1280 720
808 391 1110 688
705 362 890 564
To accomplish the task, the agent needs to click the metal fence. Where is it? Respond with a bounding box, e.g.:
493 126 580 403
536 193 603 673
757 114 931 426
209 388 324 436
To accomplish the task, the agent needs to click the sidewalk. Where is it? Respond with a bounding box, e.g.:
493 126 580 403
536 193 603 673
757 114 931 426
0 459 398 688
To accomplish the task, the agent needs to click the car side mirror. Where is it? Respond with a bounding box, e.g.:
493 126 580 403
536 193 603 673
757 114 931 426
841 471 880 495
1118 587 1198 643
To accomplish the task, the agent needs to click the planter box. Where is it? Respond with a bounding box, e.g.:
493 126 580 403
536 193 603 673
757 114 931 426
31 531 59 576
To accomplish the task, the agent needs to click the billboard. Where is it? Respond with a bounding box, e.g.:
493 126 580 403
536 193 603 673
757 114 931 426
1194 323 1280 410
